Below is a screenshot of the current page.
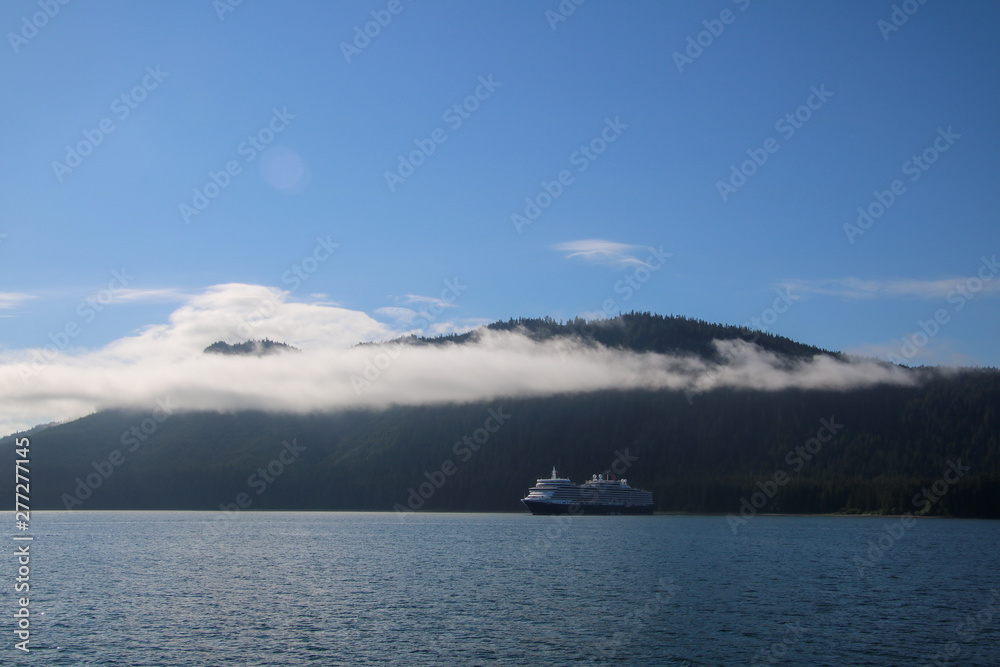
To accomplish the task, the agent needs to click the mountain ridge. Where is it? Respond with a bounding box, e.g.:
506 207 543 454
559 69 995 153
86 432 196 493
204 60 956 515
377 312 843 362
3 312 996 516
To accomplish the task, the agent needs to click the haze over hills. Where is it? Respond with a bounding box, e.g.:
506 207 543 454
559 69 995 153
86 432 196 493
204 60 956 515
3 313 997 517
3 305 926 436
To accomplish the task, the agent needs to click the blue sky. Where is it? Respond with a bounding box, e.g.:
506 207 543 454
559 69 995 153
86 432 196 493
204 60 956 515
1 0 998 424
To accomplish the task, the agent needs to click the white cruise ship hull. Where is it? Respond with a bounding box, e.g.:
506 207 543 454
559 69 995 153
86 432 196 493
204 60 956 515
521 499 654 515
521 467 655 515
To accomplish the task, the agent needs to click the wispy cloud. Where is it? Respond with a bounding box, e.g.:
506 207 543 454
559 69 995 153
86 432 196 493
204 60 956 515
377 292 461 326
553 239 655 268
1 287 188 309
781 276 1000 300
113 288 191 303
374 306 488 337
0 283 917 435
375 290 469 334
375 306 420 324
425 317 492 336
397 293 460 309
0 292 35 309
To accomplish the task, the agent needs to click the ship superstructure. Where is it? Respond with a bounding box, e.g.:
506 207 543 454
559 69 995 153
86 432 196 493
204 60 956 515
521 467 654 515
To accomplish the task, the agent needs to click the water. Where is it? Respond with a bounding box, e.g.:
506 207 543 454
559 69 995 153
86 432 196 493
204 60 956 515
4 512 999 666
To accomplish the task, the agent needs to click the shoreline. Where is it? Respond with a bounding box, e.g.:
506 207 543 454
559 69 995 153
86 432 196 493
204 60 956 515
6 508 997 520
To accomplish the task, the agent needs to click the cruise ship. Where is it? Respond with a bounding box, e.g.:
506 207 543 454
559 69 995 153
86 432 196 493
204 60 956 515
521 467 654 515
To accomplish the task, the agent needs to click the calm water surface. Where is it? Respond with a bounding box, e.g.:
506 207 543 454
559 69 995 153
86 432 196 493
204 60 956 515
4 512 999 666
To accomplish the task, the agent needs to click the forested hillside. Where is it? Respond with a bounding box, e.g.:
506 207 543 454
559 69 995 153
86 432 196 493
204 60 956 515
389 312 836 360
4 375 997 516
3 314 997 516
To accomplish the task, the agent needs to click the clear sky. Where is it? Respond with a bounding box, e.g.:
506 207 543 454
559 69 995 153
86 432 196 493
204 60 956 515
1 0 998 409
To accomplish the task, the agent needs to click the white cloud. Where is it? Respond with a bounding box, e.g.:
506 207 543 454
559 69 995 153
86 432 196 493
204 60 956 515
1 286 187 311
0 292 35 309
375 306 490 337
374 306 419 324
576 310 611 322
0 283 919 436
783 274 1000 300
376 289 470 334
553 239 655 267
112 288 191 303
424 317 492 337
398 293 460 308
